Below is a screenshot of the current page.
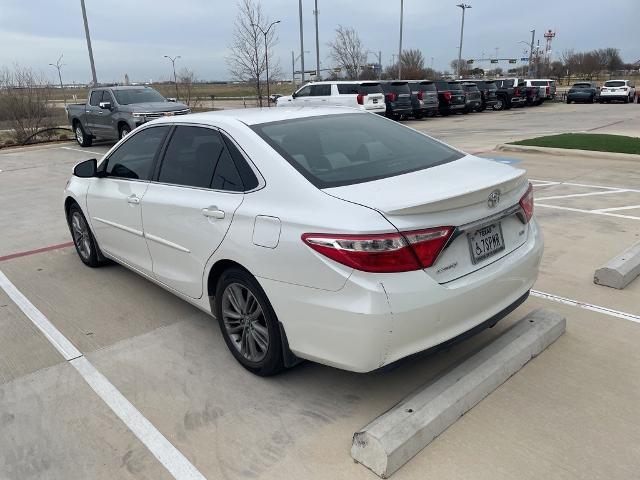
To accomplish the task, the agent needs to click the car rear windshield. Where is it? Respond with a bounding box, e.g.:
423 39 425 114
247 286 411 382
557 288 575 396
447 82 463 91
382 82 410 94
573 83 592 88
530 81 548 86
113 88 167 105
604 81 625 87
462 84 479 92
484 81 497 90
251 113 463 188
410 82 436 93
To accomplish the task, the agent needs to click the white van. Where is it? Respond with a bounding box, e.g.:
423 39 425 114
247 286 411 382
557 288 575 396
276 81 386 114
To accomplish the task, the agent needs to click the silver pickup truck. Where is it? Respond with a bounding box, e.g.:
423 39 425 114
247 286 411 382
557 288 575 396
66 86 190 147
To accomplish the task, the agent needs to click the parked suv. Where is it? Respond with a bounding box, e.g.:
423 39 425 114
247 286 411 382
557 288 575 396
462 79 499 111
567 81 599 104
494 78 527 110
461 83 482 113
380 81 413 119
599 80 636 103
434 80 466 115
407 80 439 118
276 81 386 113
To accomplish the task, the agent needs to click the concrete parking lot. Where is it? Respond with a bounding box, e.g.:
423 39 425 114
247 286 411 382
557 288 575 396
1 102 639 479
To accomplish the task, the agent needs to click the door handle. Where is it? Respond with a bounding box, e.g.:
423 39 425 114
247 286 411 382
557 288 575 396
127 195 140 205
202 206 225 219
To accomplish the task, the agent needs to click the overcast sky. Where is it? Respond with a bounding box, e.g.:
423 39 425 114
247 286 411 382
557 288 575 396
1 0 638 84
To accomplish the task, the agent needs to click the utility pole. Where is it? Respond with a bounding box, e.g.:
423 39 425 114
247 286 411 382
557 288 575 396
313 0 320 80
79 0 97 85
398 0 404 79
528 29 535 78
456 3 472 79
291 51 296 85
164 55 181 100
299 0 305 83
252 20 281 107
49 54 66 105
378 51 382 80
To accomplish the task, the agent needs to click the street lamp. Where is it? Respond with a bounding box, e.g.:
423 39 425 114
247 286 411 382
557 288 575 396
163 55 181 100
252 20 281 107
49 54 66 106
398 0 404 79
456 3 472 78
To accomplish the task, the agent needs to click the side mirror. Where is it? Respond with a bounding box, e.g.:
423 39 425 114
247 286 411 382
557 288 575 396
167 97 177 102
292 92 297 99
99 101 111 110
73 158 97 178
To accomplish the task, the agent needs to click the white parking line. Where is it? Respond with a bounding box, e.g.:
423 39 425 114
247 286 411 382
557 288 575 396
536 203 640 221
60 146 104 156
537 190 629 201
0 270 207 480
530 179 640 193
531 290 640 324
593 204 640 213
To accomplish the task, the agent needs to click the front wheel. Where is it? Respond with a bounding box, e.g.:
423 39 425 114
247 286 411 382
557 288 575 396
67 204 106 267
119 124 131 139
215 268 285 376
74 123 92 147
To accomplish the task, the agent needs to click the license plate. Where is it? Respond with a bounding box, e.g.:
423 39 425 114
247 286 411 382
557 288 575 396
373 99 378 104
468 223 505 264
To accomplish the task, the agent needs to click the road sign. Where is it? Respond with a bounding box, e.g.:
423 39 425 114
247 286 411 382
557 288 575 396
508 59 517 64
521 58 529 62
467 59 474 64
490 59 499 64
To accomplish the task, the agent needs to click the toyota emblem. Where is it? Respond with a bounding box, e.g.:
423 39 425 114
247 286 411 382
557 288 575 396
487 190 500 208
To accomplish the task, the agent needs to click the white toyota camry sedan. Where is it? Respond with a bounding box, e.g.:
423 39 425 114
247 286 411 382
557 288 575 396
64 107 543 375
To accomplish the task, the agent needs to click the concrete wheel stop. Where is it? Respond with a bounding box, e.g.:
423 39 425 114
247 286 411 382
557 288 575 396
594 241 640 290
351 308 566 478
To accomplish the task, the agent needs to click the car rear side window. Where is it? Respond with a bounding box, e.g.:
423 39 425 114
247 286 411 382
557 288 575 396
252 113 463 188
105 126 170 180
89 91 102 106
211 149 244 191
158 126 225 188
337 84 358 94
358 83 383 95
530 81 547 86
221 133 259 191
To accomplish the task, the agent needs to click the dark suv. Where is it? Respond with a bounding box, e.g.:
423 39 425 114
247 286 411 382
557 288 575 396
407 80 439 118
434 80 466 115
462 79 499 111
381 81 413 119
461 83 482 113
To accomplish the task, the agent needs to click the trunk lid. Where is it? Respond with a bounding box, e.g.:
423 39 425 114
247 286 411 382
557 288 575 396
324 155 530 283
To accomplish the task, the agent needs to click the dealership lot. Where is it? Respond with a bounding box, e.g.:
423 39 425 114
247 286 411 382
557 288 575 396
1 103 639 479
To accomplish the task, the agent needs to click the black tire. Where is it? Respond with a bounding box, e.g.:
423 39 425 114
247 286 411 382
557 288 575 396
589 95 595 104
215 267 285 376
566 99 571 104
74 122 92 147
477 105 486 112
119 124 131 139
414 112 423 120
624 95 630 104
67 203 106 268
493 99 504 111
462 108 470 114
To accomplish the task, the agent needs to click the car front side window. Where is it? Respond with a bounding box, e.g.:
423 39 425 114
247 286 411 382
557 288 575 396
104 126 170 180
295 86 311 97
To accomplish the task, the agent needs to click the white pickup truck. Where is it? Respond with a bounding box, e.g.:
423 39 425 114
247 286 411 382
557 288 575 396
276 81 386 114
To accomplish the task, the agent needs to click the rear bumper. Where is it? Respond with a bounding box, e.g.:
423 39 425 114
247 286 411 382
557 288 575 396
439 103 465 112
599 94 629 101
567 93 594 101
260 219 544 372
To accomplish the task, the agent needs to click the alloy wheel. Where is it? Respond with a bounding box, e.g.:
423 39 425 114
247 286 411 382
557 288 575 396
221 283 269 363
71 211 91 260
75 127 83 144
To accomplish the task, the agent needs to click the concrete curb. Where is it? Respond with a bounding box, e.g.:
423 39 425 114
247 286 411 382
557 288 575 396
495 143 640 161
351 308 566 478
594 241 640 289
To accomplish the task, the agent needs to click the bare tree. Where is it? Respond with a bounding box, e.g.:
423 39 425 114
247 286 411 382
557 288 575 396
176 68 200 109
226 0 281 106
384 49 428 79
328 26 366 80
0 65 55 144
449 59 470 78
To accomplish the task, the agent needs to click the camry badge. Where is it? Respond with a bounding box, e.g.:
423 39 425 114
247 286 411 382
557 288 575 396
487 190 500 208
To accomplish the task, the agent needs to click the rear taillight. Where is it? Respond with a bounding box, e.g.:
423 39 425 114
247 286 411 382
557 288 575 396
443 91 452 101
356 93 365 105
301 227 454 273
417 90 424 100
514 87 521 96
519 182 534 223
385 92 397 102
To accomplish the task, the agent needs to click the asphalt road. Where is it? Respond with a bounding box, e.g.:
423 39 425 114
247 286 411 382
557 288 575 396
1 103 639 480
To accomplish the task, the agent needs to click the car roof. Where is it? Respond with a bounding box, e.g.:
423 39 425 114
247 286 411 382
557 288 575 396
301 80 378 85
104 85 153 91
148 106 364 127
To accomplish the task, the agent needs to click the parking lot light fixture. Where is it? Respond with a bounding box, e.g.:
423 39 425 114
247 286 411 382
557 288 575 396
456 3 472 79
252 20 281 107
164 55 181 100
49 54 66 106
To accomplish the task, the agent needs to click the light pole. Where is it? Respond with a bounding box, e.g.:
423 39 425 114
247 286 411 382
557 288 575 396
528 29 536 78
456 3 471 79
313 0 320 80
298 0 305 83
398 0 404 79
49 54 66 105
252 20 281 107
164 55 181 100
79 0 97 85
